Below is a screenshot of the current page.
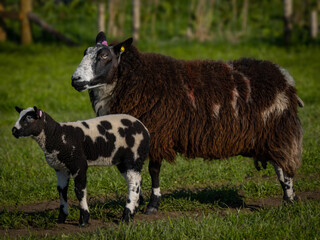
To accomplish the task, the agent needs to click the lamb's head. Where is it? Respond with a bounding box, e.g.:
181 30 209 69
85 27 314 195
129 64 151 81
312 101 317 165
71 32 133 92
12 106 44 138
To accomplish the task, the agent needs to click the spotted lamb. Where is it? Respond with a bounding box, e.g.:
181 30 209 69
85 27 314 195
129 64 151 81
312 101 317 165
12 106 150 225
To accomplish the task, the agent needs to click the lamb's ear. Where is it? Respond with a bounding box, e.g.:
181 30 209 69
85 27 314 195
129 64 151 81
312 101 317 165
15 106 23 113
96 31 107 44
113 38 133 55
33 106 42 119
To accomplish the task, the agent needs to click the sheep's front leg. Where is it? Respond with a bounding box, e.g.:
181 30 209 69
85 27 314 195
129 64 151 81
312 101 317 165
73 169 90 226
146 160 162 215
56 170 70 223
272 163 296 202
121 170 142 222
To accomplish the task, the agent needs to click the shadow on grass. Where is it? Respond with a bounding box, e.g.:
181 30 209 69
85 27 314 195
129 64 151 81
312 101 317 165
161 186 262 211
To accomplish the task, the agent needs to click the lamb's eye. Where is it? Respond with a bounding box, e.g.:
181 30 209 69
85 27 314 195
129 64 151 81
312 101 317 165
25 115 34 122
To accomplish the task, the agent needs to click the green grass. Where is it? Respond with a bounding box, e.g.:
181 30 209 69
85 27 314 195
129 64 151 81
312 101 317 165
0 41 319 239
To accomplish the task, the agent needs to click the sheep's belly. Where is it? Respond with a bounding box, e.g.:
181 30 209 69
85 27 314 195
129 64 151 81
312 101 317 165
87 156 114 167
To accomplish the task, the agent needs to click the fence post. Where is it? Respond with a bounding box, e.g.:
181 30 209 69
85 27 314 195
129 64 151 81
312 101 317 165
98 1 105 33
20 0 32 44
0 1 6 42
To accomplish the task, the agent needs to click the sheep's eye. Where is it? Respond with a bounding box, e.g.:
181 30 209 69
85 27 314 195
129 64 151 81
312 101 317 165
100 55 108 60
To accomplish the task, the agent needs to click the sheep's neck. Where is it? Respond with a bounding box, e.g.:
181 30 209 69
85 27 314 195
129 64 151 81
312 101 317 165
88 81 116 116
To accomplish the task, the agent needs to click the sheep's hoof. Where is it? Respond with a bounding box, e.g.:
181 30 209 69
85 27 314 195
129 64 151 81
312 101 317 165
145 207 158 215
57 212 68 223
122 208 133 223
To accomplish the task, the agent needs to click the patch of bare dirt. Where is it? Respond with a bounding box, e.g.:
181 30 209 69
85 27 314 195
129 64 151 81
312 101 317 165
1 190 320 238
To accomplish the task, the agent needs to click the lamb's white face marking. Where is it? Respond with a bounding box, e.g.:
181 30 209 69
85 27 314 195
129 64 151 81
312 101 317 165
262 91 288 122
14 107 34 130
122 170 142 214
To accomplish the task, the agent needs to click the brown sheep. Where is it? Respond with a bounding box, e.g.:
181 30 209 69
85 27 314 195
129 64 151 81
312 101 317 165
71 32 303 215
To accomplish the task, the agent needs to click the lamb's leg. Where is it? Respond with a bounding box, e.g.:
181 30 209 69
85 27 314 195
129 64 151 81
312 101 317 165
121 170 142 222
73 170 90 226
56 170 70 223
272 162 296 202
146 160 161 215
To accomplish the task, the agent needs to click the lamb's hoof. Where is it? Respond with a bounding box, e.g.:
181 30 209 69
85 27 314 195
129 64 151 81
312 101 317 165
79 210 90 227
283 195 300 205
145 207 158 215
122 208 133 223
79 222 90 227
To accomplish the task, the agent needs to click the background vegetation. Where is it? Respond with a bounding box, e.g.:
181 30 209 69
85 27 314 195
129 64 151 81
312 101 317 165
0 0 319 239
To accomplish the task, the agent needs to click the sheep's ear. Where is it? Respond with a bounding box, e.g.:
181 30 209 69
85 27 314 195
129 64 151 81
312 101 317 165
96 31 107 44
15 106 23 113
113 38 133 55
33 106 42 119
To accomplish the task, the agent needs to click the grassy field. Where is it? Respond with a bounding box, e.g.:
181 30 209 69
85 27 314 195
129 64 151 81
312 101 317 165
0 40 320 239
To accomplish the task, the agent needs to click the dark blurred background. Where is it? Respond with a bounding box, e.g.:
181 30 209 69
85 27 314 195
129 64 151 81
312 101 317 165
0 0 319 46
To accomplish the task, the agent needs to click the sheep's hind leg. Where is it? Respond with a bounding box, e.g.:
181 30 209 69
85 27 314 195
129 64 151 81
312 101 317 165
56 170 70 223
272 162 296 203
145 160 161 215
121 170 142 222
73 170 90 226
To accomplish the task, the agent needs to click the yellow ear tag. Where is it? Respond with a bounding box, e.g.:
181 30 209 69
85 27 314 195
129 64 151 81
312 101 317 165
120 46 125 52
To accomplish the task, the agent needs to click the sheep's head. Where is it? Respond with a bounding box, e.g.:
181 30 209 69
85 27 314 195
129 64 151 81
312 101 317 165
12 106 44 138
71 32 133 92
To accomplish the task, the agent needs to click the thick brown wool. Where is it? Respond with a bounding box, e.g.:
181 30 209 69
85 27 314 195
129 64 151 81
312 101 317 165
105 46 302 177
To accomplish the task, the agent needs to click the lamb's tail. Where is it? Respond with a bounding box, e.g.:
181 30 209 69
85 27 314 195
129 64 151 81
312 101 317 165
297 96 304 108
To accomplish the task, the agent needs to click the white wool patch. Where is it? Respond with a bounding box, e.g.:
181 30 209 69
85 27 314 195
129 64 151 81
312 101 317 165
152 187 161 197
132 132 144 160
33 130 46 150
231 88 239 116
45 150 68 171
279 67 295 86
262 91 288 122
122 170 142 213
14 107 34 130
79 188 89 212
62 134 67 144
212 104 221 118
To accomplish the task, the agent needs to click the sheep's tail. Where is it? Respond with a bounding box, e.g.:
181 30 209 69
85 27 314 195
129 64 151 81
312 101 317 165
297 96 304 108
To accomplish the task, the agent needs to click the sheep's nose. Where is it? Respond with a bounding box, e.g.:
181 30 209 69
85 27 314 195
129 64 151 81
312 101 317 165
72 75 81 81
